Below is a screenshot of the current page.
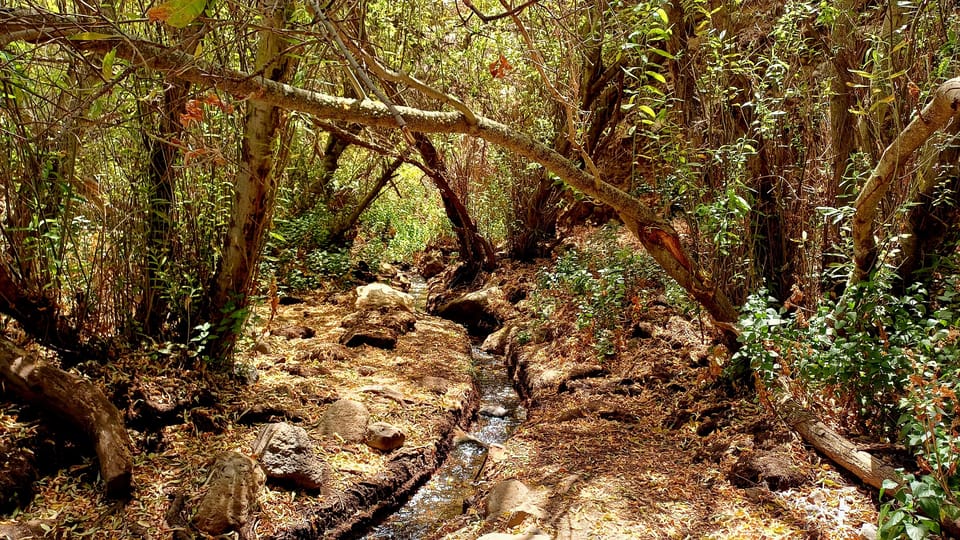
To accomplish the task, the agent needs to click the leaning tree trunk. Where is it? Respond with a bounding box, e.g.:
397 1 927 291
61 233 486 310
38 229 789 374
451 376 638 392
327 156 403 246
0 337 133 498
777 394 960 537
849 77 960 287
412 133 496 279
205 0 296 363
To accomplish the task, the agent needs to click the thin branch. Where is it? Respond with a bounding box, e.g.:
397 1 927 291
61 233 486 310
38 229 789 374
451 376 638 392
462 0 540 23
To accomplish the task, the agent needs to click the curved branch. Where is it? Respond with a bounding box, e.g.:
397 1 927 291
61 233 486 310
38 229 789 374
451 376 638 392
849 77 960 286
461 0 541 23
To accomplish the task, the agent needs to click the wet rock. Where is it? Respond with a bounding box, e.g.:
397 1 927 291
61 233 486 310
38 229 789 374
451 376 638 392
365 422 406 452
251 423 327 491
421 253 445 279
437 286 515 335
484 478 530 517
321 399 370 443
481 324 513 354
355 283 414 312
479 405 509 418
191 451 265 536
273 325 316 339
728 450 807 491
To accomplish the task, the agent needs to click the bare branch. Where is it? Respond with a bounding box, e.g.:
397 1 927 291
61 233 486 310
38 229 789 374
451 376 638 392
461 0 540 23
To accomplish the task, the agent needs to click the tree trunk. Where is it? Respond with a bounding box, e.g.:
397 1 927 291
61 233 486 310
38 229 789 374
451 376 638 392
849 77 960 287
412 133 496 279
327 156 403 246
0 337 133 498
205 0 296 362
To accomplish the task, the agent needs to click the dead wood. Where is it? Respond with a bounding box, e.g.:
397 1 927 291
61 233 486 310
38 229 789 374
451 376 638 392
0 337 133 498
777 394 960 537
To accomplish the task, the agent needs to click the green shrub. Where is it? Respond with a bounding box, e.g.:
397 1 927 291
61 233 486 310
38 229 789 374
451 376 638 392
735 273 960 539
530 223 662 359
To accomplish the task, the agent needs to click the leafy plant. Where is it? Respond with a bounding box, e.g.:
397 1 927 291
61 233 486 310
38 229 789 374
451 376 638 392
530 224 662 359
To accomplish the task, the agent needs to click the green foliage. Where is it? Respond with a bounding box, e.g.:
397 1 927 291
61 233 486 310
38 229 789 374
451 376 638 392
736 272 960 539
356 169 449 264
530 224 663 359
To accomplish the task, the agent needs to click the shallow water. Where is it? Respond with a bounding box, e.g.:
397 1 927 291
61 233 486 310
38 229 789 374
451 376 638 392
362 346 524 539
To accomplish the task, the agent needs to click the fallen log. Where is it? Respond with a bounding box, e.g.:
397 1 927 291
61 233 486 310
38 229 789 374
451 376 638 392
777 394 960 537
0 337 133 498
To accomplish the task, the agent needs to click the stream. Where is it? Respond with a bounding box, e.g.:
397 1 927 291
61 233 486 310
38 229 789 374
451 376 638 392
362 276 525 539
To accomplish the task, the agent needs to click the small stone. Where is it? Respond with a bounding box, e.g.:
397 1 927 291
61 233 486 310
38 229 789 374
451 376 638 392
321 399 370 443
858 523 878 540
479 405 509 418
253 341 272 354
420 376 451 393
485 479 529 517
273 325 316 339
357 365 376 376
365 422 406 451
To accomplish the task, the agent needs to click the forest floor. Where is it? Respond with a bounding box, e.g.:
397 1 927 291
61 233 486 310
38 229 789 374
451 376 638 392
0 228 882 539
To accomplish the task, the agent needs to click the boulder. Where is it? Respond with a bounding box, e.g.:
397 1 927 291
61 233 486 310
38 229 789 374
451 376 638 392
191 451 265 536
484 478 530 517
251 423 327 491
340 308 417 350
481 324 512 354
365 422 406 452
437 286 515 335
341 326 398 349
321 399 370 443
355 283 414 312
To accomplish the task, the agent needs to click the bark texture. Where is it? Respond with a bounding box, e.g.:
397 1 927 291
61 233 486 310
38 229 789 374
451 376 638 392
850 77 960 286
0 337 133 498
205 0 296 361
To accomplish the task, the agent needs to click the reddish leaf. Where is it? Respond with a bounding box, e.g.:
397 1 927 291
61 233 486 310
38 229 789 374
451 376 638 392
489 54 512 79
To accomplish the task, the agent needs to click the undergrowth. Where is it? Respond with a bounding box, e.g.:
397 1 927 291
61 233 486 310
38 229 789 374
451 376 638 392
528 224 663 360
735 270 960 539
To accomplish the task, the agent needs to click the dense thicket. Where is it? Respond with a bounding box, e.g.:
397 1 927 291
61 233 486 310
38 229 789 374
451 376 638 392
4 0 960 536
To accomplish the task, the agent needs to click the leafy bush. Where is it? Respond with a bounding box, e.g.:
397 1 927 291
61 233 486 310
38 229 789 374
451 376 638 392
735 273 960 539
530 224 662 359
